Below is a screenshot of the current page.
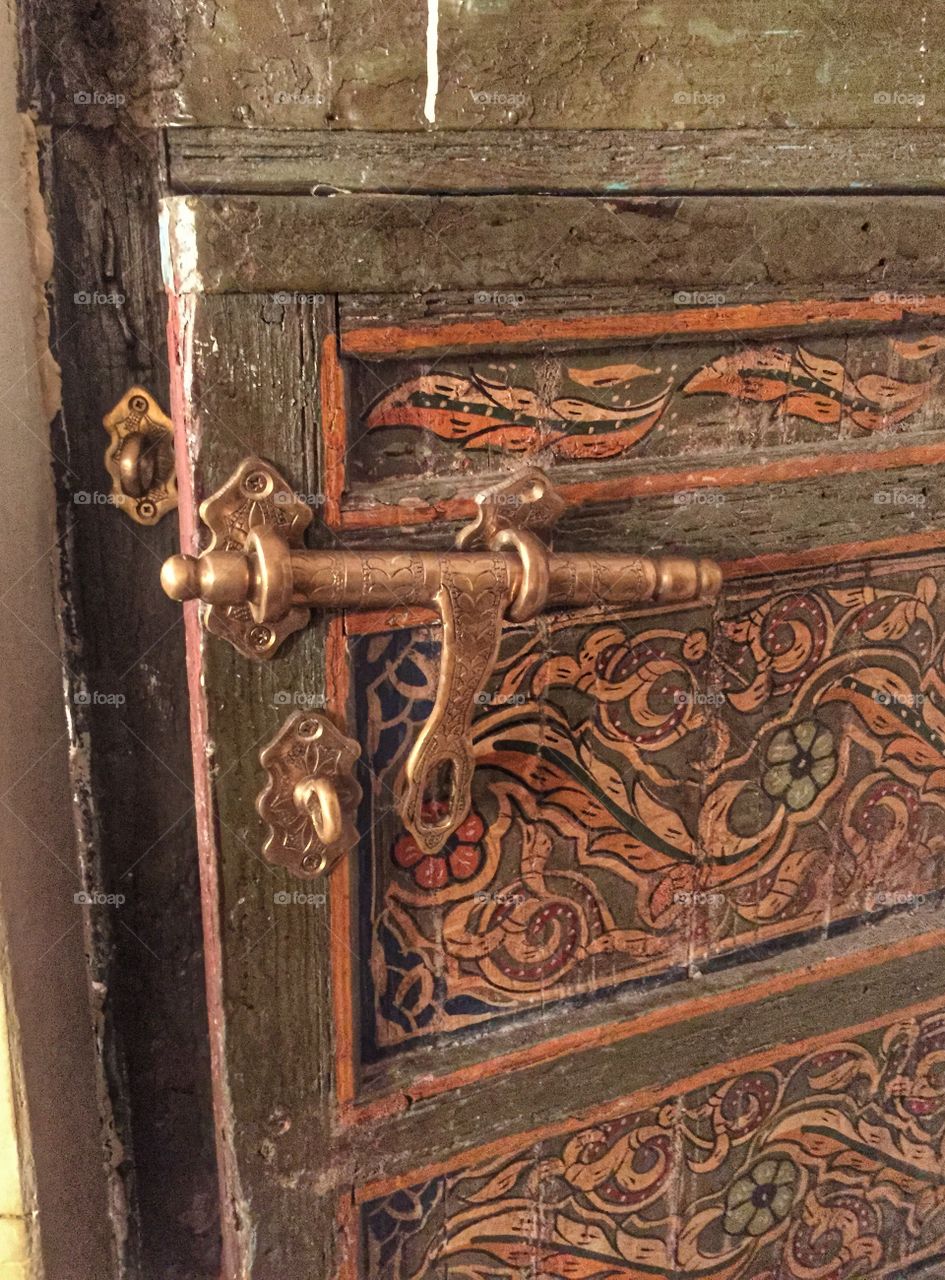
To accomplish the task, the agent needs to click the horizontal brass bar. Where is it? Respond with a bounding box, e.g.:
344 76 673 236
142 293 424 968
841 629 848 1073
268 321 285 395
162 458 723 860
163 546 722 618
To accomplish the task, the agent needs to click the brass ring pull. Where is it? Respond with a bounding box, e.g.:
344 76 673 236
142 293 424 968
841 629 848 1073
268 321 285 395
490 527 550 623
103 387 178 525
118 433 154 498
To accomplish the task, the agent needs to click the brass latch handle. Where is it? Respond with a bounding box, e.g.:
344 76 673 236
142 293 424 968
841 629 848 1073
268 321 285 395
162 461 722 860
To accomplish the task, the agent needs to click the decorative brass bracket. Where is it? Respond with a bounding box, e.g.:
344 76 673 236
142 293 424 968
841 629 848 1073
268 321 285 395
163 459 722 865
103 388 177 525
257 712 362 877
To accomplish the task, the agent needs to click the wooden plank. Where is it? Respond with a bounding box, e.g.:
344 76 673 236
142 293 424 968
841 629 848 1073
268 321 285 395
357 985 945 1278
172 293 339 1278
333 462 945 567
19 0 945 131
43 125 219 1279
346 915 945 1182
168 127 945 196
340 293 945 356
169 293 945 1276
161 194 945 296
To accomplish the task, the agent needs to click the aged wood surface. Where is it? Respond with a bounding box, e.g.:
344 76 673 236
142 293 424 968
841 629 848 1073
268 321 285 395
360 992 945 1279
168 127 945 196
345 549 945 1070
18 1 945 132
339 293 945 356
43 125 219 1280
163 194 945 296
172 293 339 1278
172 290 945 1278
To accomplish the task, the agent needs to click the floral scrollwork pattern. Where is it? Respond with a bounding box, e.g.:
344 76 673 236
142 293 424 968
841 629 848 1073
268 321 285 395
354 561 945 1055
363 1010 945 1279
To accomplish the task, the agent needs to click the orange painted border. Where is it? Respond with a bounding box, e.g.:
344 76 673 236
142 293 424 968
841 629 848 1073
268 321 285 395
355 982 945 1202
722 529 945 578
337 439 945 532
342 295 945 358
320 331 347 527
327 613 358 1110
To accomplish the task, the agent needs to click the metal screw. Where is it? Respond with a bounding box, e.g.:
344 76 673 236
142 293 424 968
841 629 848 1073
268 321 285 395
243 471 269 496
129 394 149 414
249 624 273 649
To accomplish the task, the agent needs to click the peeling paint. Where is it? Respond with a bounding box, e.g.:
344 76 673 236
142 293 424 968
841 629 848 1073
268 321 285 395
423 0 439 123
160 197 201 294
19 117 61 425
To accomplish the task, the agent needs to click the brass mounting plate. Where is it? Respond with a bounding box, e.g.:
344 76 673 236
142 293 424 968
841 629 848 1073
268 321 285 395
257 711 362 877
198 456 313 660
103 387 177 525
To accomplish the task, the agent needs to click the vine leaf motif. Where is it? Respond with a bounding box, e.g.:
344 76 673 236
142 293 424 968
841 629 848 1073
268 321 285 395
364 370 672 459
683 344 934 431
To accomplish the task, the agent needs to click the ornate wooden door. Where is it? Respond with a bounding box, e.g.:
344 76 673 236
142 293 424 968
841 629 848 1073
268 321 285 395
162 190 945 1279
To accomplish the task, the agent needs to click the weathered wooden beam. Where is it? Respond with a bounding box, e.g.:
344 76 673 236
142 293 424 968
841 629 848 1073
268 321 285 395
43 125 219 1280
168 128 945 196
18 0 945 132
161 193 945 296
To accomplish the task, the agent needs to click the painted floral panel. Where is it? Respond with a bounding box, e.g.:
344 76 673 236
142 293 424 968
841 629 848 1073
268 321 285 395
345 331 945 487
363 1006 945 1279
353 556 945 1059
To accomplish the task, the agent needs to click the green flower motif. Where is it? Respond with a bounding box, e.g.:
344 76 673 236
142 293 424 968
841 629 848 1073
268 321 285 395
723 1157 797 1238
762 719 836 812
